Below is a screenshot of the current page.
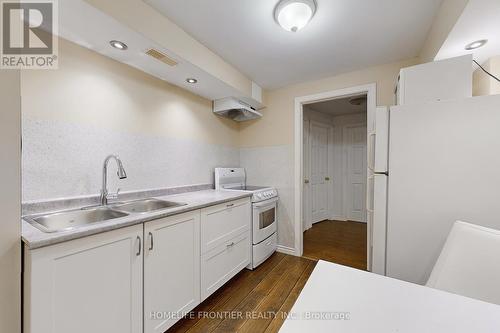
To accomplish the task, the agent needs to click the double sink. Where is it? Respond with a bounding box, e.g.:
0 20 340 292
25 198 186 233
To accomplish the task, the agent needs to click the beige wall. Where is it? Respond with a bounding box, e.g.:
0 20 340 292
27 40 420 151
0 70 21 333
21 38 243 201
239 57 419 147
22 38 239 146
419 0 469 62
238 57 419 249
473 56 500 96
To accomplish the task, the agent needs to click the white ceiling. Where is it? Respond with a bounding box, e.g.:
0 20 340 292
435 0 500 65
145 0 442 89
306 95 367 117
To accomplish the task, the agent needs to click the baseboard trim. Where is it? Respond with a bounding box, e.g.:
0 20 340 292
276 245 297 256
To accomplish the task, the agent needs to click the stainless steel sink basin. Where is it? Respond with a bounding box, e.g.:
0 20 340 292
25 207 129 233
111 198 186 214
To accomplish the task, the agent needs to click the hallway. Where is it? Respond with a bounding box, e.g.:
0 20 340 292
303 220 367 270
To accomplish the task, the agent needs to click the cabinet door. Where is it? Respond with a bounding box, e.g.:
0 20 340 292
144 211 201 333
24 225 143 333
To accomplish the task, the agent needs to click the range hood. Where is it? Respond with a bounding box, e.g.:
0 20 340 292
213 98 263 122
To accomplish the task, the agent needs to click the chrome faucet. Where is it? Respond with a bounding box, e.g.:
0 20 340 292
100 155 127 206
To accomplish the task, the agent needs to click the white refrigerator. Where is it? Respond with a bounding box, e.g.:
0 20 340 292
367 107 389 275
372 94 500 284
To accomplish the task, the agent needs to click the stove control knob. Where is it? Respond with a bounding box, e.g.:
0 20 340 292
256 193 262 199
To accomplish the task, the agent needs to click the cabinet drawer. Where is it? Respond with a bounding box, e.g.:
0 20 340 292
201 198 251 253
201 231 250 300
252 233 277 269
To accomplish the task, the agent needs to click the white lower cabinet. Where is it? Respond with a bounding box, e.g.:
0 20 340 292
200 197 251 300
143 211 201 333
24 224 143 333
24 198 251 333
201 231 251 300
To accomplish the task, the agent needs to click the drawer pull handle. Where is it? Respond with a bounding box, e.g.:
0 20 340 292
148 232 154 251
226 203 235 208
136 236 141 256
226 242 235 248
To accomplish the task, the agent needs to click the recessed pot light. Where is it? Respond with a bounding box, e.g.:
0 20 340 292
465 39 488 50
274 0 317 32
186 78 198 84
109 40 128 50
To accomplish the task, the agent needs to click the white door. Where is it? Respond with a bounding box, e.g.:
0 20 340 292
24 225 143 333
344 125 367 222
303 118 312 231
310 121 331 223
144 211 201 333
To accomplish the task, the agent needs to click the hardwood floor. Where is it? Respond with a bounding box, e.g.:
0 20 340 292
166 253 316 333
303 220 367 270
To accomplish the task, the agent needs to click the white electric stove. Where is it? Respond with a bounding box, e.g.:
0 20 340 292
214 168 278 269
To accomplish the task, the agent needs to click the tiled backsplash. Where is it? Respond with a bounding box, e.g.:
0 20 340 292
22 118 239 201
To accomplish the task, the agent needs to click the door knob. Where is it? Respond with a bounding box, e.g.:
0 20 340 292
325 177 330 181
304 179 310 184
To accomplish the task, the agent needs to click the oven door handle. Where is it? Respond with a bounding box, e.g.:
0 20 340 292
253 197 278 208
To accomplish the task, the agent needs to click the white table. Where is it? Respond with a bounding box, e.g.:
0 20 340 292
280 261 500 332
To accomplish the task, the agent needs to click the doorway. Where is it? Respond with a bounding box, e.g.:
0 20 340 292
302 95 368 269
294 83 376 270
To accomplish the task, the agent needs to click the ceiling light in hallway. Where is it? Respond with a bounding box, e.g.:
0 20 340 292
274 0 317 32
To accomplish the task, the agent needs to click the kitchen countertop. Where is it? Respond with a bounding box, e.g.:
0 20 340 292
22 189 251 250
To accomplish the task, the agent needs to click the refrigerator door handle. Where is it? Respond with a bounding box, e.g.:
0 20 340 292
368 132 376 171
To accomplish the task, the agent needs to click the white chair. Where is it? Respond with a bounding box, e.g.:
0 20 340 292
426 221 500 305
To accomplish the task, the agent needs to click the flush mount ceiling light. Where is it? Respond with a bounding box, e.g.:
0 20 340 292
465 39 488 50
109 40 128 50
186 78 198 84
274 0 317 32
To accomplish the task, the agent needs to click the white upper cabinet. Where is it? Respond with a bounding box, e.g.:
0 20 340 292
396 55 472 105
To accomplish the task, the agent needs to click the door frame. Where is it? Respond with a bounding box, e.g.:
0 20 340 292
294 83 376 270
303 118 312 231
